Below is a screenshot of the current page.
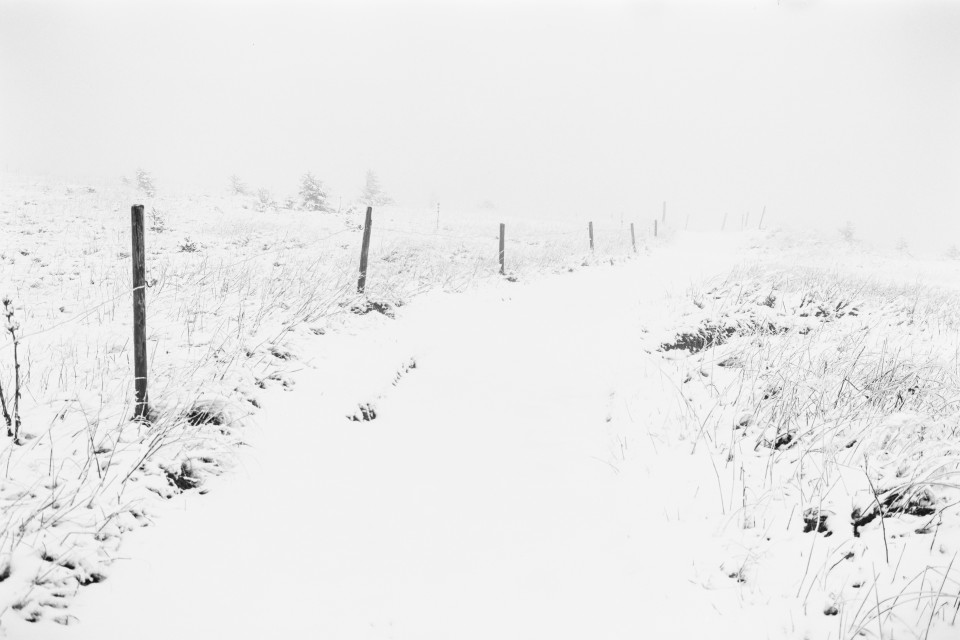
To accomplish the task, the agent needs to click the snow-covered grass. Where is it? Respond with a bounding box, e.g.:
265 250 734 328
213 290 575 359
7 173 959 638
657 260 960 638
0 174 645 627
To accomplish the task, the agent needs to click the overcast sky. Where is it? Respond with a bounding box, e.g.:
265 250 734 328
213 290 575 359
1 0 958 245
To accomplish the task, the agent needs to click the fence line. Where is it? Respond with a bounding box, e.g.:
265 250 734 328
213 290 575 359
4 202 712 424
9 204 772 359
3 201 778 428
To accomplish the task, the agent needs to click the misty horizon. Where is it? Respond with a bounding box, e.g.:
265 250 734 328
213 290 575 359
2 0 958 248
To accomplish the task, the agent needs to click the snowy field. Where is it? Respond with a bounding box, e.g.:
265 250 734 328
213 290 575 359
2 176 960 639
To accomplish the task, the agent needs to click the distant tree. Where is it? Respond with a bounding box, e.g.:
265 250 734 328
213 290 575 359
360 170 392 206
148 206 167 233
135 168 155 197
256 188 275 212
895 237 909 254
229 174 248 195
839 221 855 243
299 172 332 212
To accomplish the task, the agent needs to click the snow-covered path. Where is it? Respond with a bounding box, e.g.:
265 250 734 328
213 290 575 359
22 238 775 639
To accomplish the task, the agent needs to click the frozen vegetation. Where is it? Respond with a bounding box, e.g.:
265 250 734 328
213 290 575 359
1 174 959 639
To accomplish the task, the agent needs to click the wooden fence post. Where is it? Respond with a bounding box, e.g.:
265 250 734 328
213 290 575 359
130 205 148 420
662 201 666 225
722 212 727 231
630 222 637 253
589 221 594 251
499 223 505 275
758 205 766 230
745 211 750 229
357 206 373 293
654 219 658 237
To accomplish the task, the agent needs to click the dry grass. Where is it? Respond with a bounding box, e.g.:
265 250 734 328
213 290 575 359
665 263 960 638
0 174 647 625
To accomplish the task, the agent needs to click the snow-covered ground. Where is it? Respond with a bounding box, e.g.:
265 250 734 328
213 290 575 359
3 176 960 638
11 234 767 639
0 174 636 629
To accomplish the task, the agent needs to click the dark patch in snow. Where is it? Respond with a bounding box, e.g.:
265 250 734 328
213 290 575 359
660 320 792 355
717 356 743 368
851 486 937 537
802 508 834 536
756 426 796 450
269 345 294 360
75 571 105 586
184 404 229 426
349 403 378 422
392 359 417 387
660 323 738 354
164 460 202 491
350 299 397 318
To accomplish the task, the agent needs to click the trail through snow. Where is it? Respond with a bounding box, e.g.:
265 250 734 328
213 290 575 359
19 237 781 639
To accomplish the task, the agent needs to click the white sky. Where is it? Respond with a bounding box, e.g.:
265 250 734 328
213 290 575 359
1 0 958 245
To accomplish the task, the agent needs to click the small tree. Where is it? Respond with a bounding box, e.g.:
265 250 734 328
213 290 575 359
839 221 855 243
360 170 392 206
229 174 248 195
148 206 167 233
136 168 155 197
256 188 275 212
299 172 332 212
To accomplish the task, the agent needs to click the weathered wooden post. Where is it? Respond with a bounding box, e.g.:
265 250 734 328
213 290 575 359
357 206 373 293
499 223 505 275
654 219 658 238
662 201 666 225
745 211 751 229
589 221 594 251
131 205 148 420
758 205 766 230
630 222 637 253
722 212 728 231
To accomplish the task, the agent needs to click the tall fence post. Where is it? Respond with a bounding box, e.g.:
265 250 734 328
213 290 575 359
589 221 594 251
662 201 666 225
722 212 728 231
499 223 505 275
745 211 750 229
357 206 373 293
130 205 148 420
758 205 766 230
654 219 658 238
630 222 637 253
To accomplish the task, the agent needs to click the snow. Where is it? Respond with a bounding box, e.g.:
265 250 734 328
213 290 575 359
0 174 642 630
7 235 776 639
3 176 960 638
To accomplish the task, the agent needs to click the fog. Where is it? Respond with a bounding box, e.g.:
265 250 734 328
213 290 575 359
1 0 958 249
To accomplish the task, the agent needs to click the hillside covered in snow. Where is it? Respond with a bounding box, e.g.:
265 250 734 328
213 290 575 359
2 176 960 638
